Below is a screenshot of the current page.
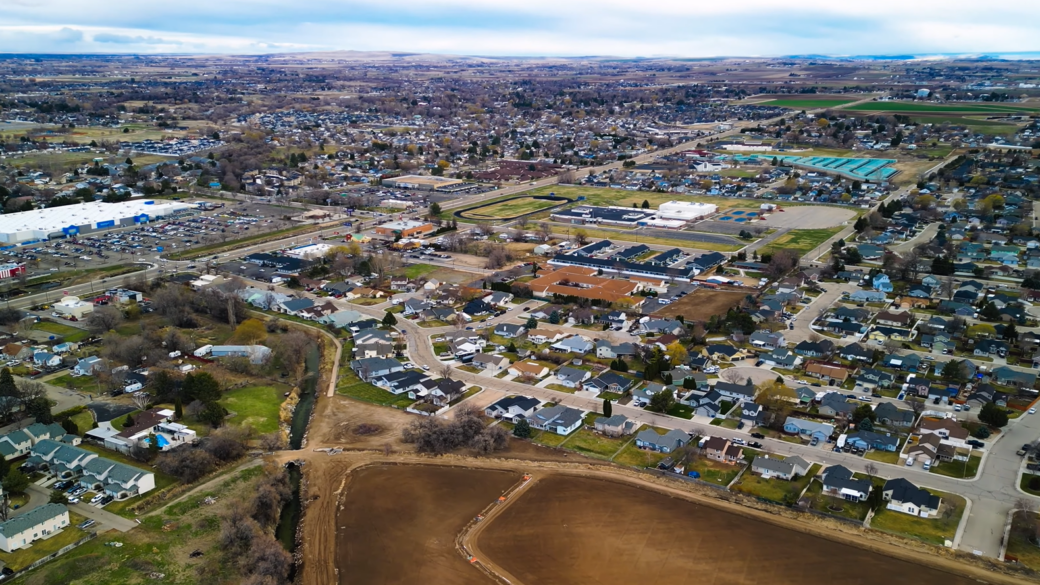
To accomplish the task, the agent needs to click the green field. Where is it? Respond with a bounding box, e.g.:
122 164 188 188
458 196 566 220
218 384 288 433
759 228 841 257
910 116 1021 135
397 263 439 279
845 102 1039 114
33 320 90 343
767 98 856 109
528 185 751 212
870 491 965 545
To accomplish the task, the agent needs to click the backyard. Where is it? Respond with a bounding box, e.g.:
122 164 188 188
732 463 820 503
218 384 290 434
869 491 965 545
802 479 872 522
0 512 90 572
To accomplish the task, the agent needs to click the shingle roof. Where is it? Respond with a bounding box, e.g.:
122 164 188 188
0 503 67 537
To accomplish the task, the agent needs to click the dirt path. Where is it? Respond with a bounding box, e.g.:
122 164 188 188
143 458 264 518
458 474 538 585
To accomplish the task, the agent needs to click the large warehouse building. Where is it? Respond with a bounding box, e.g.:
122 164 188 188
0 200 193 245
657 201 718 221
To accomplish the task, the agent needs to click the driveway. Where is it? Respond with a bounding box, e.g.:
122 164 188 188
26 483 137 533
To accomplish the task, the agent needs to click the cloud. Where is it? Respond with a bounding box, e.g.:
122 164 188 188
0 2 1036 56
93 33 181 45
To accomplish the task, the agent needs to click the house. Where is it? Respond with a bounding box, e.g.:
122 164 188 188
857 244 884 260
820 465 872 502
839 344 875 365
874 402 915 427
508 361 550 379
484 395 540 421
33 351 62 368
74 356 104 376
857 368 895 389
850 290 887 303
868 327 912 344
209 345 272 364
551 335 593 354
762 347 800 368
112 408 194 453
483 291 514 306
702 436 744 464
966 384 1008 409
640 319 685 335
2 343 32 361
585 371 634 394
975 339 1009 358
751 455 810 480
818 393 856 418
992 366 1037 388
631 382 672 407
0 503 70 553
689 390 724 418
595 339 637 359
555 366 592 388
713 380 756 401
402 298 431 315
634 428 690 453
918 417 969 446
740 402 764 426
594 414 634 437
472 353 510 373
846 430 899 452
703 344 749 361
783 417 834 442
805 362 849 383
873 274 893 292
749 331 785 350
462 299 493 317
278 297 315 316
529 405 584 435
350 357 404 380
527 329 565 344
354 340 394 359
494 323 526 339
875 310 913 327
793 340 834 358
883 478 941 518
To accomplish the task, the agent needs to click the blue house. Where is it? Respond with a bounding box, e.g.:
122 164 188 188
850 290 887 303
783 417 834 442
845 431 899 452
873 274 893 293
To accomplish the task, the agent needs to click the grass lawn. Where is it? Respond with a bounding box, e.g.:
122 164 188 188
870 491 965 545
337 381 415 408
598 391 624 402
458 196 565 220
218 384 287 434
68 409 94 434
532 429 572 448
51 373 99 392
449 386 482 406
33 320 90 343
759 228 841 257
108 409 140 428
717 418 740 429
397 263 439 279
0 512 89 571
733 463 820 503
1006 511 1040 570
563 429 626 459
666 403 693 419
1021 474 1040 497
348 297 385 306
546 383 577 394
687 458 743 486
864 450 900 465
929 454 982 479
613 441 668 468
803 480 872 522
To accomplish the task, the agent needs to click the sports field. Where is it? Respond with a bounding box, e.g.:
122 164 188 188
458 195 569 220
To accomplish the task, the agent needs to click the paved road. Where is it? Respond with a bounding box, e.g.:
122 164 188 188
26 483 137 532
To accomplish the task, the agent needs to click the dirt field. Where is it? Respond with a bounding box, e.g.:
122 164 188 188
653 289 747 321
335 465 518 585
477 475 977 585
758 205 856 229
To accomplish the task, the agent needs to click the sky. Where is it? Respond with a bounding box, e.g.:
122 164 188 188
0 1 1038 58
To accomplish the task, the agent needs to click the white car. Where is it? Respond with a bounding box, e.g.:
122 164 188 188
90 494 105 504
422 365 430 371
67 496 80 504
1030 408 1037 415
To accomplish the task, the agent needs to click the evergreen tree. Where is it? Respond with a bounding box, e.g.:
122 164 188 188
382 311 398 327
526 317 537 330
513 418 531 438
549 311 560 325
0 368 17 397
123 414 135 428
603 399 612 418
174 396 183 420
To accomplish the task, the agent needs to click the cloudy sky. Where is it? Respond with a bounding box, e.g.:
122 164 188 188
0 1 1038 57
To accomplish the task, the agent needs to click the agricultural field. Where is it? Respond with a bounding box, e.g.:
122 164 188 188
336 465 520 585
766 98 858 109
478 474 973 585
844 102 1040 114
653 289 747 321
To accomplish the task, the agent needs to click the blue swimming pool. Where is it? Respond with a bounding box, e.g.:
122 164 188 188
729 210 745 215
718 217 732 221
146 435 170 448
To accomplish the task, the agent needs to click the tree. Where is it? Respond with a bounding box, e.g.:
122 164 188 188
49 489 68 504
980 301 1001 321
183 372 222 404
147 433 160 458
664 341 688 366
549 310 560 325
603 399 612 418
979 402 1009 428
429 202 442 218
232 318 268 345
174 396 183 420
641 200 650 209
941 360 967 383
647 389 675 413
382 311 398 327
852 404 876 425
86 305 124 334
1003 321 1019 342
199 402 228 427
526 317 537 330
572 230 589 246
0 368 17 398
25 396 52 424
513 418 531 438
2 469 29 494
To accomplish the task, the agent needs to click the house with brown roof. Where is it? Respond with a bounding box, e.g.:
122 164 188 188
508 361 550 379
875 310 914 327
805 362 849 383
702 436 744 465
2 343 32 361
917 417 969 447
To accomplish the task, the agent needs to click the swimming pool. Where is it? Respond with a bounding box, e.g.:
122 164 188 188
146 435 171 448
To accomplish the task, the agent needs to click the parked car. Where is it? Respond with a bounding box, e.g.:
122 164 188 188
748 441 762 449
750 432 765 439
78 519 96 529
966 440 985 449
810 437 819 447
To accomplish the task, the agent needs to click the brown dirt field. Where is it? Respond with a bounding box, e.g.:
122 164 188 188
477 474 977 585
335 465 519 585
307 394 414 451
653 289 747 321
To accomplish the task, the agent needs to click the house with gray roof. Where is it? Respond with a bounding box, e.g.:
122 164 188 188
874 402 915 427
632 382 672 407
551 335 594 355
555 366 592 388
350 357 404 380
820 465 872 502
585 371 634 394
883 478 941 518
634 428 689 453
594 414 634 437
595 339 637 359
0 503 69 553
485 395 540 421
818 393 856 418
751 455 810 480
782 417 833 442
494 323 526 339
472 353 511 373
530 405 584 436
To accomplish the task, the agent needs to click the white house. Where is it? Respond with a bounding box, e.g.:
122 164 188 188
0 503 69 552
883 478 941 518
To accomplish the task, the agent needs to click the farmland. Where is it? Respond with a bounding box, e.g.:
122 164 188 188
767 98 858 109
653 288 747 321
456 194 570 220
477 474 975 585
844 102 1040 114
336 465 520 585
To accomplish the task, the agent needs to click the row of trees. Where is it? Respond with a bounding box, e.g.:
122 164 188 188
402 405 509 455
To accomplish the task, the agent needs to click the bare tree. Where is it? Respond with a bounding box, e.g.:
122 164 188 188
439 364 454 379
719 369 746 384
453 312 467 330
258 432 286 452
273 330 313 385
537 222 554 242
85 305 124 334
864 462 879 480
132 392 150 411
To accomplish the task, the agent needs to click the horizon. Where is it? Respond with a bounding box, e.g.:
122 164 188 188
1 1 1039 57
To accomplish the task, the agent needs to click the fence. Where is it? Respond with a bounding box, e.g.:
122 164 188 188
14 532 97 577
